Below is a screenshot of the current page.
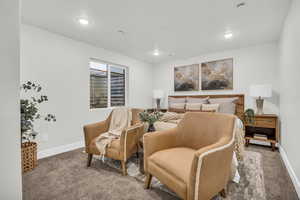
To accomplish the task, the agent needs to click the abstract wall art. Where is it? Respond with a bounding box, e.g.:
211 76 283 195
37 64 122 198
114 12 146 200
174 64 199 91
201 58 233 90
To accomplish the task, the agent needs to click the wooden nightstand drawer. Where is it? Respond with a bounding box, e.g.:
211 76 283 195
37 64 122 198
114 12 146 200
254 117 276 128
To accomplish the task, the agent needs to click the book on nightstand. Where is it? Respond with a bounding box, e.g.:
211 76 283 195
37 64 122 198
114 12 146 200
253 134 268 140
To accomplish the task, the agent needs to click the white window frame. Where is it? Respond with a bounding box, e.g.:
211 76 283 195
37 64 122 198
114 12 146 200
89 58 128 110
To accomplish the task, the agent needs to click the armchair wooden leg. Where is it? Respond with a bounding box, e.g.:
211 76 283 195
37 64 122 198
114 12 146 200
220 188 227 198
121 160 127 176
144 173 153 189
87 154 93 167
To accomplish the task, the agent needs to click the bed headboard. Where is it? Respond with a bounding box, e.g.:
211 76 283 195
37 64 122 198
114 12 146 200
168 94 245 120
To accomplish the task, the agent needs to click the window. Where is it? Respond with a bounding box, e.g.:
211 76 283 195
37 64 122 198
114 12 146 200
90 60 127 109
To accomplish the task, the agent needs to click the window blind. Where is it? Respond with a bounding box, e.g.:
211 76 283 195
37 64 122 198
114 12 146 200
110 67 125 107
90 68 108 108
90 61 126 109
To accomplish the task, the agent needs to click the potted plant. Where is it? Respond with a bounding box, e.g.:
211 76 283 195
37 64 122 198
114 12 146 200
243 108 255 125
139 111 163 132
21 81 56 173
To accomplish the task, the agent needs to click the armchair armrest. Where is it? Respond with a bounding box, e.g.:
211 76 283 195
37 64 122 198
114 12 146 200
119 123 144 160
188 137 234 200
83 120 109 148
143 128 179 172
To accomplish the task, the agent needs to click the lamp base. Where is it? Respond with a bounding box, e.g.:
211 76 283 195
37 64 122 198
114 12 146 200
156 99 161 111
256 97 264 115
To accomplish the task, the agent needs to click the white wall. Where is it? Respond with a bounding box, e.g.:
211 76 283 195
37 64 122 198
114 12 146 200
0 0 22 199
153 43 279 114
279 0 300 195
21 24 153 151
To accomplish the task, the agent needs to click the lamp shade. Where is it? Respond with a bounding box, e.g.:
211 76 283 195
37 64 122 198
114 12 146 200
249 84 272 98
153 89 164 99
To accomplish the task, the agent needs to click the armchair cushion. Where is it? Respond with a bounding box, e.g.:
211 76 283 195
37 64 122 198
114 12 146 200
143 128 179 172
149 147 195 183
148 147 195 199
89 137 120 159
148 161 187 199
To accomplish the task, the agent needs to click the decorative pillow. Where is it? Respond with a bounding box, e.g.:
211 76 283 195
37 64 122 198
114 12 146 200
169 103 185 109
209 98 238 114
168 97 186 113
186 103 202 111
202 104 220 112
186 97 209 104
168 97 186 104
168 103 185 113
160 112 183 122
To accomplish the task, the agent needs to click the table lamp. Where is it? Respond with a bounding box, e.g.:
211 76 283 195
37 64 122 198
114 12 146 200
153 90 164 111
249 84 272 115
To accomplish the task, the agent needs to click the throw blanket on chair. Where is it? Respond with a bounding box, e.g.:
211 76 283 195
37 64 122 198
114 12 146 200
95 107 132 160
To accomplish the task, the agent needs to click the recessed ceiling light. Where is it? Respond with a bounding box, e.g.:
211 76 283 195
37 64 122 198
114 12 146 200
117 30 126 35
153 49 160 56
78 18 89 25
237 2 246 8
224 32 233 39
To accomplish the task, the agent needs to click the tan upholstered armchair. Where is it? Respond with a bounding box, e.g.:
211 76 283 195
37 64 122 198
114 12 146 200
83 108 144 175
144 112 236 200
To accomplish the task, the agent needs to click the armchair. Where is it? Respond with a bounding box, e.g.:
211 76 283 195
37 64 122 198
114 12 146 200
83 108 144 175
143 112 236 200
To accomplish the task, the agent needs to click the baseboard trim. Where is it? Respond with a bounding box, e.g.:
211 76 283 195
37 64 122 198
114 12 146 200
37 141 84 159
279 145 300 198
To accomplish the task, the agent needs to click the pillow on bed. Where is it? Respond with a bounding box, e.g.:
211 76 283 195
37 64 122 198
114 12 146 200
169 103 186 113
186 97 209 104
209 98 238 114
202 104 219 112
168 97 186 112
160 112 184 122
169 103 185 109
186 103 202 111
168 97 186 103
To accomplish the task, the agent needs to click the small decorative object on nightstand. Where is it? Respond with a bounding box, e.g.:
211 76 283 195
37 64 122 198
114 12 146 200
245 114 279 151
250 84 272 115
153 89 164 111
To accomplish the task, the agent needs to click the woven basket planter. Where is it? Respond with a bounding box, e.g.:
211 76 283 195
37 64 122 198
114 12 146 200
21 142 37 173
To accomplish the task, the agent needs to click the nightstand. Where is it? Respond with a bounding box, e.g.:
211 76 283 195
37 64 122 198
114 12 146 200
245 114 279 151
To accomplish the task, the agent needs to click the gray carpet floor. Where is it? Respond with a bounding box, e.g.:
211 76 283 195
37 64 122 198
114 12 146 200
248 145 299 200
22 145 299 200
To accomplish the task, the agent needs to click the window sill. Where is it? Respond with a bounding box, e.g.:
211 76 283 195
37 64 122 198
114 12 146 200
89 106 127 112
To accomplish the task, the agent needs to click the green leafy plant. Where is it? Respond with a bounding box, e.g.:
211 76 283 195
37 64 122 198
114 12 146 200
244 108 255 125
21 81 56 142
139 111 163 125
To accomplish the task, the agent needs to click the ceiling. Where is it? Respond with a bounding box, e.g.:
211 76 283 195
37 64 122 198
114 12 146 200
22 0 290 64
